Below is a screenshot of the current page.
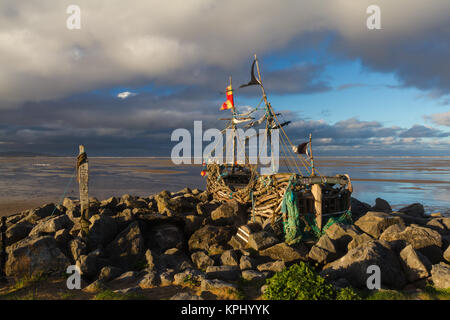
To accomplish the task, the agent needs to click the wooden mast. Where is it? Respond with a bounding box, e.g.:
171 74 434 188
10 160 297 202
309 133 315 176
254 54 276 172
229 76 237 173
78 145 90 237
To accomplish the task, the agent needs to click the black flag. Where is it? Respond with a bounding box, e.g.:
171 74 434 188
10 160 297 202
293 142 309 155
239 59 261 88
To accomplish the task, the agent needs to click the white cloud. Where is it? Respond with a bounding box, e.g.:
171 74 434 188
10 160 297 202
117 91 136 99
0 0 449 105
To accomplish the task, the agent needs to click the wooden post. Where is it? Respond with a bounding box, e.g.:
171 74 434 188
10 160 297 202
77 145 90 237
309 133 315 176
311 184 322 231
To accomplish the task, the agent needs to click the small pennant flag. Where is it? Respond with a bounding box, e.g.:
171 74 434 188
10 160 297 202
292 142 309 155
220 85 234 110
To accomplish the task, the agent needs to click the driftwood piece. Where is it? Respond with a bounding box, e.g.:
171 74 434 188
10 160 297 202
78 145 90 237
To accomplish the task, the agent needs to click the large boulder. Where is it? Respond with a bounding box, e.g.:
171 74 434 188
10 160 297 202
347 233 373 251
431 263 450 289
321 240 407 289
205 265 240 281
5 221 34 246
398 203 425 218
159 248 193 272
371 198 392 213
399 245 431 282
210 200 247 227
257 260 286 273
380 224 442 263
308 234 339 264
76 248 108 279
355 211 404 238
444 246 450 263
220 250 240 266
147 222 185 252
259 242 308 262
191 251 215 270
188 225 234 254
5 235 70 277
29 214 73 237
20 203 58 224
325 223 361 253
87 214 119 251
106 221 146 270
247 231 280 251
350 198 371 219
68 237 86 263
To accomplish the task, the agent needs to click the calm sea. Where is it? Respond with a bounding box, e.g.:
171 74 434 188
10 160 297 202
0 156 448 216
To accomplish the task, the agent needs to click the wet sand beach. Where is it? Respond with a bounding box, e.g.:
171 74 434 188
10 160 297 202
0 156 448 216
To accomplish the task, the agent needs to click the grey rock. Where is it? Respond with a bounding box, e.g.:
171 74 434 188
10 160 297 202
399 244 431 282
205 265 240 281
29 214 73 237
76 249 107 278
173 269 206 285
371 198 392 213
355 211 405 239
308 235 338 264
220 250 240 266
444 246 450 263
431 263 450 289
106 221 145 270
138 270 160 288
6 235 70 277
160 269 176 286
239 255 255 270
259 242 308 262
325 223 361 252
191 251 215 270
159 248 193 272
98 266 123 282
248 231 280 251
188 225 234 254
257 260 285 273
108 271 145 289
21 203 58 224
347 233 373 251
380 224 443 263
5 221 33 246
350 197 371 219
321 240 406 289
148 222 185 252
398 203 425 218
200 278 238 293
241 270 266 281
210 200 247 227
69 237 86 262
87 214 119 250
170 292 203 300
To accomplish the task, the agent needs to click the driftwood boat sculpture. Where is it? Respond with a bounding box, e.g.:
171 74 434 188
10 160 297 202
204 55 353 244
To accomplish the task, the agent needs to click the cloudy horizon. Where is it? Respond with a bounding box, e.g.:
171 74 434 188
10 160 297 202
0 0 449 157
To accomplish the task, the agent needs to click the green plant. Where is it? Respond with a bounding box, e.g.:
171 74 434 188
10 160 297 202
93 289 147 300
336 287 361 300
183 275 201 287
263 262 335 300
366 289 407 300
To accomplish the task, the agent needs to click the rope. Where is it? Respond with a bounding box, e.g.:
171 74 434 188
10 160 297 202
51 168 77 216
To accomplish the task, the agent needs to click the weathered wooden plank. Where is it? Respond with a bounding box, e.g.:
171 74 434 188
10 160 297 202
311 184 323 230
78 145 90 237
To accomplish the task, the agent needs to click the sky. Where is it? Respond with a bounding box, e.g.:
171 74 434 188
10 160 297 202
0 0 449 157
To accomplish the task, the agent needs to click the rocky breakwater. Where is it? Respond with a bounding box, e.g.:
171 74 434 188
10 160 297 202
0 192 449 299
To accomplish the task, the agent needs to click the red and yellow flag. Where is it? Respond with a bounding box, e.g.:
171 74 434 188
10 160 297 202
220 85 234 110
200 162 207 176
